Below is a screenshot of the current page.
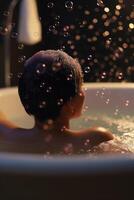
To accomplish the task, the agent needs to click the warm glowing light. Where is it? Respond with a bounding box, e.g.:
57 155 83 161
103 31 110 37
104 7 110 13
129 23 134 29
116 5 122 10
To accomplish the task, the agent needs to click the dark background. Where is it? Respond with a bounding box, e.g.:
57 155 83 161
0 0 134 87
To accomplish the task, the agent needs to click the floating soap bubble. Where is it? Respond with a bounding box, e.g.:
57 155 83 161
18 55 26 63
54 21 60 27
39 101 46 109
84 66 91 73
63 32 70 38
97 0 104 7
96 91 100 96
18 43 24 50
0 26 9 35
8 73 13 79
36 63 46 75
3 11 10 17
60 45 66 51
84 138 90 146
114 108 119 115
125 100 130 107
47 2 54 8
116 71 124 80
49 25 56 33
100 72 107 79
11 32 18 39
87 55 93 61
65 1 74 11
40 82 45 88
106 98 110 104
17 72 22 79
67 73 73 80
55 15 60 20
100 91 105 98
57 99 64 106
46 86 52 93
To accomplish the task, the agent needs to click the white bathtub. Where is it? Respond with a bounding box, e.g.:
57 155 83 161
0 83 134 128
0 83 134 199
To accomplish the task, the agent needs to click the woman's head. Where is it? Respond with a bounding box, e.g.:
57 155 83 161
18 50 84 122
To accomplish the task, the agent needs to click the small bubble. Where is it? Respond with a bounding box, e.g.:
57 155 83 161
125 100 130 107
46 86 52 93
61 126 66 132
87 55 93 61
18 43 24 50
40 82 45 88
114 108 119 115
106 98 110 104
36 63 46 75
97 0 104 7
65 1 74 11
84 66 91 73
96 91 100 96
8 73 13 79
67 73 73 80
79 92 83 97
84 105 89 111
104 7 110 13
100 91 105 98
55 15 60 20
60 45 66 51
0 26 9 35
63 32 70 38
39 101 46 109
54 21 60 27
47 2 54 8
11 32 18 39
49 25 56 33
17 72 22 79
57 98 64 106
3 11 10 17
100 72 107 79
84 87 88 91
18 55 26 63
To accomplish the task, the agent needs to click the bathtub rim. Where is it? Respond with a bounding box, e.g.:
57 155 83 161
0 83 134 177
0 152 134 176
0 82 134 94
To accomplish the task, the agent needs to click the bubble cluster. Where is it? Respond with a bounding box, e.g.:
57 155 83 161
43 0 133 82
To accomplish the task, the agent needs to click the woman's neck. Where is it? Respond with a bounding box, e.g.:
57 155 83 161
34 116 70 132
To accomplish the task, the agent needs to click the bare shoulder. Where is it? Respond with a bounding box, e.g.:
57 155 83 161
64 127 114 147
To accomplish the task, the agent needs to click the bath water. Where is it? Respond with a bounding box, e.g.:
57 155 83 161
71 112 134 153
11 112 134 154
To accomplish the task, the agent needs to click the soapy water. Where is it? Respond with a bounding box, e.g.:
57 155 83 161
10 112 134 155
70 113 134 154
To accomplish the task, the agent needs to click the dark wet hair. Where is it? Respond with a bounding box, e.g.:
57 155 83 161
18 50 83 122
